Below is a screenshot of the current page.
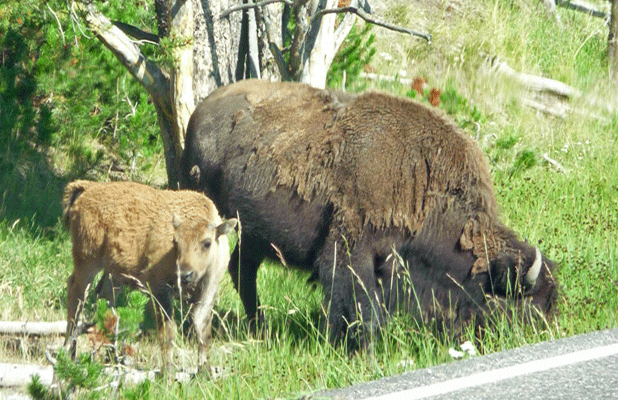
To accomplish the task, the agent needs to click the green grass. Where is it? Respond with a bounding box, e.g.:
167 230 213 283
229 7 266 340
2 0 618 398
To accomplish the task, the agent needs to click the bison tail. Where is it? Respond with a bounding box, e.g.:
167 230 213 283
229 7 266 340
61 180 94 230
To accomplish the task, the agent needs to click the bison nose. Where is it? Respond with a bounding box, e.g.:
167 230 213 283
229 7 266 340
180 271 195 285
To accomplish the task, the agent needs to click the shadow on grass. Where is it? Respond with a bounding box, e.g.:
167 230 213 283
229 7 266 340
1 27 68 232
205 303 328 350
0 146 68 232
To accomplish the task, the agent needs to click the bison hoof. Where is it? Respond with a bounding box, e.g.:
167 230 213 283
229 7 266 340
248 314 268 340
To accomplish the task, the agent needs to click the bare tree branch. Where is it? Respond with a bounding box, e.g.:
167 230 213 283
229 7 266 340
332 4 358 51
222 0 431 42
112 20 160 44
266 30 292 81
288 1 311 81
310 6 432 42
47 4 66 45
72 1 171 117
220 0 293 19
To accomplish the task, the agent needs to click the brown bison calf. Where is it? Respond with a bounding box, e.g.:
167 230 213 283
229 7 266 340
62 180 237 368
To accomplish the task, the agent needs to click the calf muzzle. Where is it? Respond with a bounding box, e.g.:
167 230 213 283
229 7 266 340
180 271 195 285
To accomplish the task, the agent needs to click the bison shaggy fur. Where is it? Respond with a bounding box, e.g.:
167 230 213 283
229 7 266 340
62 180 236 366
180 79 558 350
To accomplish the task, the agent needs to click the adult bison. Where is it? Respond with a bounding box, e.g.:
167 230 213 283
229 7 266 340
180 79 558 350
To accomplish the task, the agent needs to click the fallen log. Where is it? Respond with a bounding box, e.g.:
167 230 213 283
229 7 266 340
520 97 569 118
489 57 582 98
0 321 84 336
0 363 54 387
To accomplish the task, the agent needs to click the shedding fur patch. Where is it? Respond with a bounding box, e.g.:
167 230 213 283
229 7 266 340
460 217 504 274
243 86 498 249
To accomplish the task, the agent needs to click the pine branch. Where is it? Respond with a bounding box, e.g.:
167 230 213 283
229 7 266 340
71 1 171 118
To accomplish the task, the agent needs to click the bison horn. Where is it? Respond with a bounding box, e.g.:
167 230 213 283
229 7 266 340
525 247 542 287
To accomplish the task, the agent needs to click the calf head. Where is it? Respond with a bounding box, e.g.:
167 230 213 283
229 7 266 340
172 213 237 290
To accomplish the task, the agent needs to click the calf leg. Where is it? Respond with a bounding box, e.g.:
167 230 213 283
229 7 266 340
146 286 176 370
65 256 101 357
192 261 228 371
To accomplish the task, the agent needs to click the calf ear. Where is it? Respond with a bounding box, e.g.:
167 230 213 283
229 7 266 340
172 213 183 229
216 218 238 238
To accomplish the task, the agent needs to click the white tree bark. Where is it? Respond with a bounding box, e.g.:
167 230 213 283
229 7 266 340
300 0 359 88
170 0 195 163
73 0 428 183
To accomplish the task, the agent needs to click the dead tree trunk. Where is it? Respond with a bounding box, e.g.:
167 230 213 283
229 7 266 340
73 0 241 187
72 0 429 185
609 0 618 80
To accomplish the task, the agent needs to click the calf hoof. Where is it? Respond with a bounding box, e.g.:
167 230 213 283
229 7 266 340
63 337 78 360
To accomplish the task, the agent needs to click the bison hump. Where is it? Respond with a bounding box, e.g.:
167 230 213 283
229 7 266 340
253 87 496 238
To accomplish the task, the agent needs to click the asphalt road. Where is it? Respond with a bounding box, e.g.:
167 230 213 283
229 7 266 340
310 328 618 400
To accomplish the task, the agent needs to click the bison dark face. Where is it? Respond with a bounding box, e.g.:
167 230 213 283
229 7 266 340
378 224 558 330
485 239 558 316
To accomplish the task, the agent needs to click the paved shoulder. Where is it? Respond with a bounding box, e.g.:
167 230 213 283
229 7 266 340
310 328 618 400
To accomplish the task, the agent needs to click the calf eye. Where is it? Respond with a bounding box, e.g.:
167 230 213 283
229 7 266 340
202 239 212 249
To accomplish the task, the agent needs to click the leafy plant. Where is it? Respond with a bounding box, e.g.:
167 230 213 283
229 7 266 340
439 81 485 128
53 350 106 398
0 0 162 230
509 149 537 176
92 289 149 346
327 23 376 90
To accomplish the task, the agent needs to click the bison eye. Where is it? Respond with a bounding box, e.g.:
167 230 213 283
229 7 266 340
202 239 212 249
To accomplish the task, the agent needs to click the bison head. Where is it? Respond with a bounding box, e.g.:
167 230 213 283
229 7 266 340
485 236 558 317
172 213 237 291
379 219 558 328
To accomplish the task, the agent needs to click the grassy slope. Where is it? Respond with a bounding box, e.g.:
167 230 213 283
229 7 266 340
1 0 617 398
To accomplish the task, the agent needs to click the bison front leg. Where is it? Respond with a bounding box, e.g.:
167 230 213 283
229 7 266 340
319 239 384 352
228 236 266 334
